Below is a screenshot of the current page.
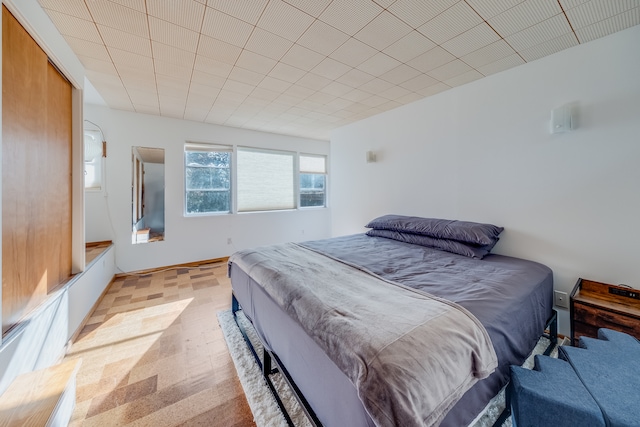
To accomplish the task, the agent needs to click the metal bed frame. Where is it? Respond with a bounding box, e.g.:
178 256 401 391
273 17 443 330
232 293 557 427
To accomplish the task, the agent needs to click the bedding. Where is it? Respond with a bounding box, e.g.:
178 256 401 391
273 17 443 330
365 228 496 259
229 233 553 427
365 214 503 246
230 242 497 426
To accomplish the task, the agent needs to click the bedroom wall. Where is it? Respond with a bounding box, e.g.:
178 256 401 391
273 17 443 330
330 25 640 336
84 105 331 273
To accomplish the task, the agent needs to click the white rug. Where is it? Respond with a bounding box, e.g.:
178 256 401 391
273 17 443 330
217 309 564 427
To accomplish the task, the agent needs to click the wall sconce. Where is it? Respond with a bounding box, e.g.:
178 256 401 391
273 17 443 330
366 150 377 163
550 105 574 134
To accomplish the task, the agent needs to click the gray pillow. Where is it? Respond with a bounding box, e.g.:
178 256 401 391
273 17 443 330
366 229 497 259
365 214 503 246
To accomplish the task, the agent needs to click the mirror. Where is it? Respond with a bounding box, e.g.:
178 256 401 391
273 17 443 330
132 146 165 244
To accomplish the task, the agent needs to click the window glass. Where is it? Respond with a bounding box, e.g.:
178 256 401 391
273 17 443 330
185 146 231 214
300 154 327 208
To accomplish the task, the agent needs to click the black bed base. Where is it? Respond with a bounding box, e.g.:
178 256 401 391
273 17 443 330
232 294 323 427
232 293 557 427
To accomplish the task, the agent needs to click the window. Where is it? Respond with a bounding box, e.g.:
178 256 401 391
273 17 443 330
185 144 231 214
237 147 295 212
84 129 103 190
300 154 327 207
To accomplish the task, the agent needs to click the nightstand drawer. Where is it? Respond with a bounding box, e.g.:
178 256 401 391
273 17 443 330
573 303 640 338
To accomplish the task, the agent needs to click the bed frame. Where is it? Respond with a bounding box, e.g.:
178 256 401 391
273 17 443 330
232 293 558 427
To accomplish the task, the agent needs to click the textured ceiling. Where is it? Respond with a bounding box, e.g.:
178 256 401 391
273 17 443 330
39 0 639 140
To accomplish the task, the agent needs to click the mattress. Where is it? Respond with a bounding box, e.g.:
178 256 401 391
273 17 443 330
229 234 554 426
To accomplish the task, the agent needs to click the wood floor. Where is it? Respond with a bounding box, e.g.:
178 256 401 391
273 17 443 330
64 260 256 427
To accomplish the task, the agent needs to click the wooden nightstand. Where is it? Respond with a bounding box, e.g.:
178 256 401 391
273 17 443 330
570 278 640 346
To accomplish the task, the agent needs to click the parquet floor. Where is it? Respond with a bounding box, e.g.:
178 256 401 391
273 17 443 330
64 260 255 427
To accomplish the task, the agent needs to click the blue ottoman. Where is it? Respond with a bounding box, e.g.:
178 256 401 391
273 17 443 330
508 329 640 427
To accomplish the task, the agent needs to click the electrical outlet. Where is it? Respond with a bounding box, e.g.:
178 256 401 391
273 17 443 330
554 290 569 308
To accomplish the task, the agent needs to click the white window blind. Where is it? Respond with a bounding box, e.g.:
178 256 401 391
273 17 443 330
237 147 295 212
300 154 326 173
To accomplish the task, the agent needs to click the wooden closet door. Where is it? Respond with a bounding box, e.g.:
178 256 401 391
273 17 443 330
2 5 72 334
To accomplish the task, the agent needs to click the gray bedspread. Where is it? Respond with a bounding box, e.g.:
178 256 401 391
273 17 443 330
229 242 498 427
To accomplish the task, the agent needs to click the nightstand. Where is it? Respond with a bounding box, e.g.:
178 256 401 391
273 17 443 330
570 278 640 346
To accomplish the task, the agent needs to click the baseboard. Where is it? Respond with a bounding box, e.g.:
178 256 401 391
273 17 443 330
115 257 229 277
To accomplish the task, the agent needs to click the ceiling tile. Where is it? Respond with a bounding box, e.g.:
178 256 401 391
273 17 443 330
417 82 450 97
378 84 412 100
148 16 199 52
518 32 579 61
354 11 413 51
297 73 332 91
43 9 102 44
408 46 456 73
319 0 384 36
465 0 525 19
357 53 402 76
109 47 154 71
79 56 118 74
236 51 278 74
559 0 591 10
441 23 501 57
383 31 437 63
489 0 562 37
63 35 111 62
321 81 354 97
257 0 315 42
399 73 439 91
98 25 152 57
152 41 196 66
193 56 233 79
257 76 293 92
379 64 422 85
565 0 640 29
506 14 574 51
105 0 146 13
417 2 484 44
388 0 458 28
281 44 325 71
329 38 378 68
207 0 269 25
147 0 205 31
223 79 256 96
245 28 295 61
311 58 352 80
201 7 254 47
461 39 517 68
336 68 376 87
427 59 473 81
227 66 266 85
297 20 351 56
197 35 243 64
574 7 640 42
39 0 91 20
444 69 484 87
359 78 395 94
283 0 332 17
155 60 193 79
360 94 388 107
85 0 149 38
477 53 525 75
184 107 210 122
268 62 307 83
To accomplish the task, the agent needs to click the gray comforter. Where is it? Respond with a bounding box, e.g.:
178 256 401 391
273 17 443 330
229 242 498 427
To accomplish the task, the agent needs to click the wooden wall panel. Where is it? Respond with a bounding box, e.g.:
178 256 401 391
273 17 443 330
2 6 72 334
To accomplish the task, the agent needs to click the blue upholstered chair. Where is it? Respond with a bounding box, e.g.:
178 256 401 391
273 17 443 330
509 329 640 427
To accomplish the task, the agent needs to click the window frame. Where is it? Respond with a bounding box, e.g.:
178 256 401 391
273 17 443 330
184 143 233 216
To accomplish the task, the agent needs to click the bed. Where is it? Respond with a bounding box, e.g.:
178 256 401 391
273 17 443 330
228 216 555 427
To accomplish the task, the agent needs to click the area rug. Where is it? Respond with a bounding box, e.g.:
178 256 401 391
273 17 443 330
217 309 565 427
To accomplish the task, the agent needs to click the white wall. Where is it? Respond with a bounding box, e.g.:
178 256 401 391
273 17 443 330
330 25 640 336
84 105 331 273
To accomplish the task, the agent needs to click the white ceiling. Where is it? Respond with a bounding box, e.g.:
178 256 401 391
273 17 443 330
39 0 639 140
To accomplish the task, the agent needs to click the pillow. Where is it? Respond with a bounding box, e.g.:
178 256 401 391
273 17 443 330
366 229 497 259
365 214 503 246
